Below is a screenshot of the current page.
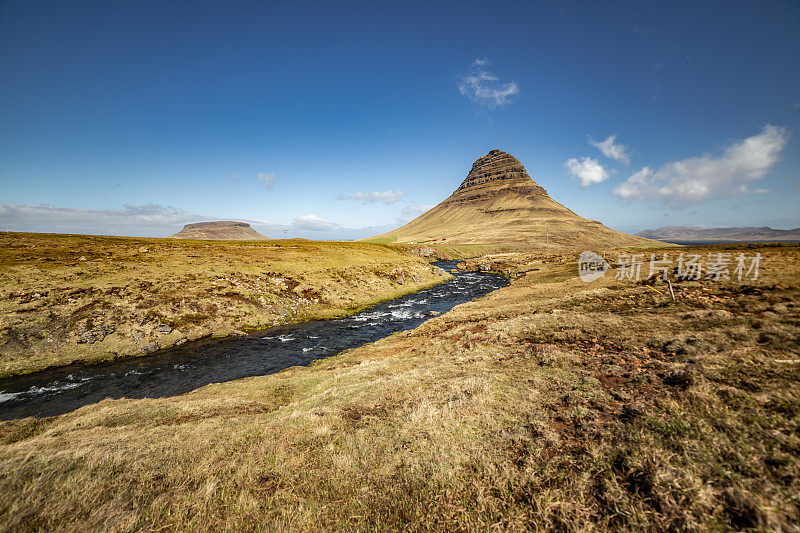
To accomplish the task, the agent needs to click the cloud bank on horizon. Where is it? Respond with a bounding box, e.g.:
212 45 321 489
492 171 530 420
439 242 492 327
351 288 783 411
396 204 436 224
0 202 379 240
290 214 340 231
0 203 212 237
337 190 405 204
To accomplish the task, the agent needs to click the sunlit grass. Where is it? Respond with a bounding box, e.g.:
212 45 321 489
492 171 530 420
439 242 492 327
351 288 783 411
0 233 461 377
0 242 798 530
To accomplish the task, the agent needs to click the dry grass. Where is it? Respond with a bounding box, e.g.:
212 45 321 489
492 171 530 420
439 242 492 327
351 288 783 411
0 243 798 531
0 233 459 377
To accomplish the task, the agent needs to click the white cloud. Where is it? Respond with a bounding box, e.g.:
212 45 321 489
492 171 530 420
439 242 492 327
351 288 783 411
565 157 611 187
0 203 212 237
613 125 789 205
589 135 630 163
396 204 435 224
257 172 276 188
457 59 519 108
291 214 341 231
337 190 405 204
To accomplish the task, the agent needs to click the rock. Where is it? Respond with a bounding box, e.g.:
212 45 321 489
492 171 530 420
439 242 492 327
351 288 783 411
142 342 159 354
412 246 435 257
424 311 441 317
78 331 103 344
156 324 172 335
133 332 144 344
138 247 149 253
269 277 288 290
78 256 87 261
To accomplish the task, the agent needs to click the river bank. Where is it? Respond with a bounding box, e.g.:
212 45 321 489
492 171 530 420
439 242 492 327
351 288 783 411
0 233 472 377
0 261 508 419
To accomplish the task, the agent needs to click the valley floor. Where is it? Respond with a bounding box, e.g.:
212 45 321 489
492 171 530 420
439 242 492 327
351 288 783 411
1 243 798 531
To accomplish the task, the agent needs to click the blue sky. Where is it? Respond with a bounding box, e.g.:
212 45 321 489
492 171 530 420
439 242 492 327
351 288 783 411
1 0 799 239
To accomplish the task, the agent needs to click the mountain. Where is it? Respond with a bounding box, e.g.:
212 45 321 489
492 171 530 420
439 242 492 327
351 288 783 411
375 149 653 248
637 226 800 243
169 221 271 240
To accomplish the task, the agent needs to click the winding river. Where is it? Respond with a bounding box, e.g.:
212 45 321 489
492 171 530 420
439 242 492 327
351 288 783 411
0 261 507 419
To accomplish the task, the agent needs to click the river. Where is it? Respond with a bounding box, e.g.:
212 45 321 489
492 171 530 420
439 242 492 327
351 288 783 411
0 261 507 419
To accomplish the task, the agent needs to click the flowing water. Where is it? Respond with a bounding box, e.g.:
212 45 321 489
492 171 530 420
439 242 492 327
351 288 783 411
0 261 507 420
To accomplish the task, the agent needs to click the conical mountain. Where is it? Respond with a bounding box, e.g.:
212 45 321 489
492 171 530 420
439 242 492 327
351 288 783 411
376 149 654 248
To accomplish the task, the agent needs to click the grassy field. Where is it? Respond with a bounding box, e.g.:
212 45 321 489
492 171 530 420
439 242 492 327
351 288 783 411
0 233 462 377
1 242 798 530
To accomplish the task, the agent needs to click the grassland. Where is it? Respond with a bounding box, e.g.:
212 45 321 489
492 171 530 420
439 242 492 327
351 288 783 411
0 233 461 377
1 242 798 531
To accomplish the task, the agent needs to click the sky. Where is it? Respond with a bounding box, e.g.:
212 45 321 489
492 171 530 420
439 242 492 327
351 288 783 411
1 0 799 239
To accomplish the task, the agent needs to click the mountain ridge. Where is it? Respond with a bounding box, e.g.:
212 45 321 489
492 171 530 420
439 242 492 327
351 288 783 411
637 226 800 243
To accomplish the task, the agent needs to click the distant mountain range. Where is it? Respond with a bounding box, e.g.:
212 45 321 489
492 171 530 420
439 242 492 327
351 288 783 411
636 226 800 243
375 149 652 249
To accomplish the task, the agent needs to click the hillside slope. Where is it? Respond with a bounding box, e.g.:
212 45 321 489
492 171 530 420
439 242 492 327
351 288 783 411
377 149 655 249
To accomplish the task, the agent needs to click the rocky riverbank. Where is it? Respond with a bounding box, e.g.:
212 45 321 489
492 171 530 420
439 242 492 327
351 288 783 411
0 233 451 377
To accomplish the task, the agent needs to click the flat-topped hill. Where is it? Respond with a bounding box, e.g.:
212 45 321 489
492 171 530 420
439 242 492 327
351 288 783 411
170 221 270 240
